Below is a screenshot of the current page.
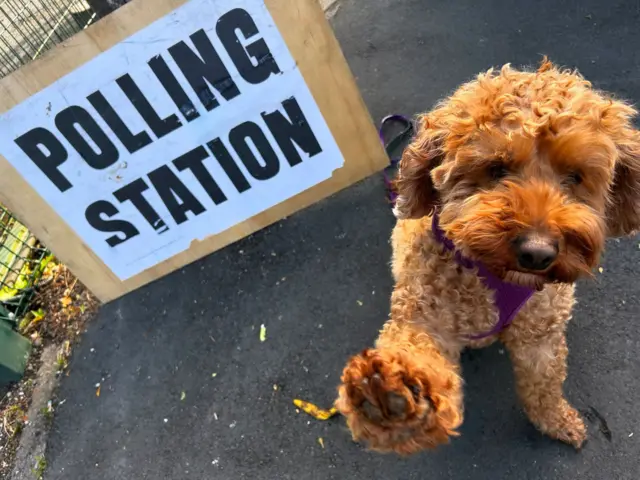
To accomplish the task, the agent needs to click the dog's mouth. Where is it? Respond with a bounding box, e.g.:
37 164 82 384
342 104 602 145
503 270 546 291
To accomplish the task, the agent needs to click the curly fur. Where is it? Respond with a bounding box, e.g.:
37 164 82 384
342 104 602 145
335 59 640 454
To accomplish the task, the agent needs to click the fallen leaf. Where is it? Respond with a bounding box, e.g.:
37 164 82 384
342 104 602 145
318 437 325 449
598 267 604 273
211 373 217 378
356 300 363 306
96 385 101 397
293 399 339 421
259 324 267 342
60 296 72 308
273 384 278 391
180 391 186 401
31 309 45 323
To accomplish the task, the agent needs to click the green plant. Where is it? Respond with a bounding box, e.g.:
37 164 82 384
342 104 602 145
31 455 47 480
40 401 53 422
18 308 45 335
55 352 67 372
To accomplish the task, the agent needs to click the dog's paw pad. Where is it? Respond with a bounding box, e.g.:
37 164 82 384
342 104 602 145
335 348 462 454
338 349 432 426
361 390 412 423
386 392 410 419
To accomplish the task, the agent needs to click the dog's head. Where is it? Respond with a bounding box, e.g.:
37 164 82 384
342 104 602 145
394 59 640 288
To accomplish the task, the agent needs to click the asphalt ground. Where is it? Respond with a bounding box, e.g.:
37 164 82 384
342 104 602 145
45 0 640 478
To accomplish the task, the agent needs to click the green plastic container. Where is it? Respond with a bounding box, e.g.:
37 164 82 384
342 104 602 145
0 320 31 386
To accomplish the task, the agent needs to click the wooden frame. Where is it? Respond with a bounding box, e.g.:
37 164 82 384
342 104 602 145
0 0 387 302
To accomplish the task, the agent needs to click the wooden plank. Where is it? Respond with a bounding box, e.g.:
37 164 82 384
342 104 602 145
0 0 387 302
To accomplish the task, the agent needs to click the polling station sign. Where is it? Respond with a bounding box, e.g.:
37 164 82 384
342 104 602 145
0 0 344 280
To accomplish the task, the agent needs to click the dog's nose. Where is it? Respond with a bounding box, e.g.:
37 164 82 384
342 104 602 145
515 234 558 271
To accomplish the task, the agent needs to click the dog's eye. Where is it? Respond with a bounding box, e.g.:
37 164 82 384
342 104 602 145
565 171 583 185
409 384 422 398
488 163 508 181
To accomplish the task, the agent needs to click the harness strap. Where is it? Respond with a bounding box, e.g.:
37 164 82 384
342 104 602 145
378 115 534 339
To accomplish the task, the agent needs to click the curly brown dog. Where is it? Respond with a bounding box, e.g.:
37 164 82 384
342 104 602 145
335 58 640 454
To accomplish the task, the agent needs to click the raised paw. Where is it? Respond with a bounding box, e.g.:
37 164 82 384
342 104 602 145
335 348 462 454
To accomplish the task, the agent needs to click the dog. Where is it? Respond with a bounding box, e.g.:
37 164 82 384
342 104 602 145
335 58 640 454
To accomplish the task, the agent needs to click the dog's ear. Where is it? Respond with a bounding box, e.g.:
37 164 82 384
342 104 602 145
392 117 445 220
606 130 640 236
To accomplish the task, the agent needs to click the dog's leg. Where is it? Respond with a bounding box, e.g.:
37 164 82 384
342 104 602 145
335 320 463 454
503 330 586 448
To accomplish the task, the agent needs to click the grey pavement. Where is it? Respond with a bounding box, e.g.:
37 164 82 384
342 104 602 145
45 0 640 479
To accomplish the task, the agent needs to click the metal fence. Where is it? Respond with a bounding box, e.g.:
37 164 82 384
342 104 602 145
0 0 97 79
0 206 51 326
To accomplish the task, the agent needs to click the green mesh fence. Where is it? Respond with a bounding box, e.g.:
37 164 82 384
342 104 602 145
0 0 98 80
0 206 51 328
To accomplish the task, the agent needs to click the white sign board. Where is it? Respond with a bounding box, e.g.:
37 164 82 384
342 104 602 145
0 0 343 280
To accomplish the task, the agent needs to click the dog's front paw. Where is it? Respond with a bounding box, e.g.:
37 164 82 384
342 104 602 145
335 348 462 454
547 405 587 449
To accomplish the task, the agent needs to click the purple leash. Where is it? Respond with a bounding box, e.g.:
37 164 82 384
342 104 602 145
378 114 414 204
378 116 535 339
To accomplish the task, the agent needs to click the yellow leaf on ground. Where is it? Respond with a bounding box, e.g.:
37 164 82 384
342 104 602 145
293 399 339 421
318 437 325 449
96 385 101 397
259 324 267 342
60 296 72 307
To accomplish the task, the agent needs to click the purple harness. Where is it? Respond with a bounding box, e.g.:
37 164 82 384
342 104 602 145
430 214 535 339
378 114 534 340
